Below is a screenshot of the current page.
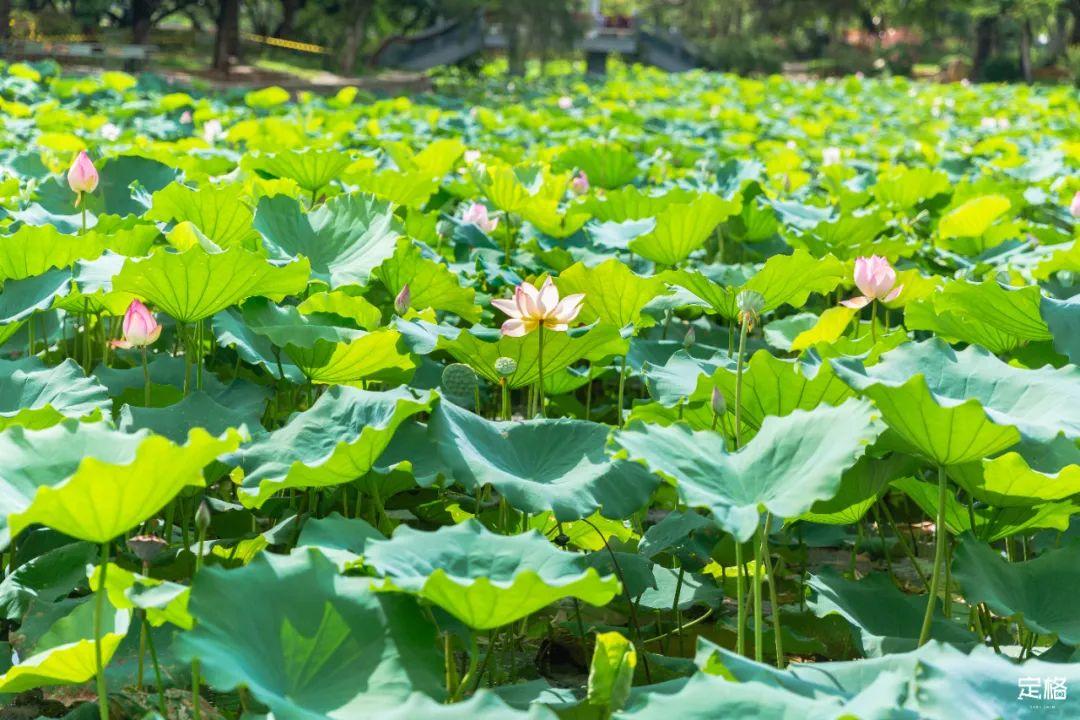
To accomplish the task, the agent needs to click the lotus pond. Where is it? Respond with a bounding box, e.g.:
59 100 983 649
0 61 1078 719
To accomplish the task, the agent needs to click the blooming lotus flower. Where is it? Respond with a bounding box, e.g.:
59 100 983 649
841 256 903 309
570 171 589 195
100 123 121 141
558 95 573 110
491 278 585 337
1070 191 1080 218
67 151 99 198
462 202 498 234
111 299 162 348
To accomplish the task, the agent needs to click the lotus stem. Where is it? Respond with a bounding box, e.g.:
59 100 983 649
759 518 785 668
918 465 949 646
671 562 686 655
752 527 763 662
734 317 749 449
870 301 878 344
444 632 459 697
192 525 207 720
81 203 87 236
94 542 110 720
735 539 746 656
536 324 545 418
143 615 167 716
141 347 150 407
879 499 929 589
616 355 628 426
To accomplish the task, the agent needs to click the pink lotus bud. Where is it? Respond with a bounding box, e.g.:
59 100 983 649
558 95 573 110
841 255 903 309
180 110 193 124
570 171 589 195
67 151 99 196
1070 191 1080 218
111 299 162 349
490 277 584 337
394 284 411 315
462 202 499 234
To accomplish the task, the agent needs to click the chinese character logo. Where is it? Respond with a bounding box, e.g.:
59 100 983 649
1044 677 1068 701
1018 676 1068 708
1018 677 1042 700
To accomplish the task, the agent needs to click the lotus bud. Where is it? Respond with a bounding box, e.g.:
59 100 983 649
683 325 696 349
711 387 726 416
494 356 518 377
195 500 212 535
1071 191 1080 218
180 110 193 124
394 284 411 315
736 290 766 329
110 299 162 349
67 150 99 197
570 171 589 195
127 535 168 565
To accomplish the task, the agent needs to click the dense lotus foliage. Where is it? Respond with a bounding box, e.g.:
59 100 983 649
0 59 1078 719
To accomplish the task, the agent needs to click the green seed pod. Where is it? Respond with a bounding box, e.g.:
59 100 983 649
441 363 479 407
127 534 168 564
494 356 518 377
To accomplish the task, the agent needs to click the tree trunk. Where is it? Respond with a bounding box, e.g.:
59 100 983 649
971 16 996 81
212 0 241 73
131 0 156 44
1019 17 1033 84
1071 0 1080 45
274 0 301 38
339 0 373 76
0 0 10 41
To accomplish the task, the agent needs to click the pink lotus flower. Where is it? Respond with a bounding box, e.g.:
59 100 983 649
67 151 99 197
570 171 589 195
462 202 498 234
841 256 903 309
558 95 573 110
1070 191 1080 218
100 123 121 141
491 278 585 337
202 119 224 143
111 300 162 348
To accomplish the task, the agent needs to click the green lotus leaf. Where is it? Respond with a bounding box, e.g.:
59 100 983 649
872 166 950 209
833 338 1078 447
0 422 241 543
629 193 739 266
556 142 639 189
892 476 1079 542
89 155 180 218
111 245 310 323
352 168 442 210
807 568 972 657
213 307 306 382
555 259 667 328
439 324 623 389
118 390 263 443
430 401 660 521
669 250 847 319
1041 294 1079 364
146 182 260 250
253 192 400 289
948 436 1080 507
386 137 465 177
89 562 192 629
0 224 104 282
296 513 385 570
246 148 353 194
366 520 620 630
580 186 696 222
938 194 1011 240
617 671 842 718
0 358 110 430
0 268 73 324
801 454 919 525
241 297 364 348
374 239 480 322
366 691 555 720
641 350 722 408
0 541 96 620
175 549 444 717
906 280 1051 352
298 289 382 329
707 351 854 437
287 329 416 385
802 213 889 260
612 399 882 540
228 386 434 508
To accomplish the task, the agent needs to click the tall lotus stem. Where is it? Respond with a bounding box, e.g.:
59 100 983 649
733 291 763 448
752 529 763 662
734 540 746 656
94 542 110 720
192 501 211 720
141 347 150 406
617 356 628 426
918 465 949 646
536 325 545 417
870 301 878 344
760 516 785 668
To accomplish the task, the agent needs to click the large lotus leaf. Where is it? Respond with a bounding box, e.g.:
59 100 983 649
556 142 638 189
0 358 110 430
628 193 739 266
89 562 191 629
907 280 1051 351
429 401 660 521
949 436 1080 507
297 289 382 329
801 453 919 525
581 186 696 222
893 476 1079 542
373 239 480 322
175 549 444 719
833 338 1078 446
1041 294 1079 364
615 672 842 719
807 568 973 657
555 259 667 328
0 268 73 324
612 399 882 540
670 251 846 319
0 541 96 620
228 386 433 508
253 192 400 288
247 148 354 194
145 182 259 250
296 513 385 570
439 324 623 389
111 246 311 323
366 520 620 630
90 154 179 218
0 224 104 282
213 307 306 382
353 168 442 210
707 351 854 437
240 298 365 348
370 691 556 720
118 390 264 443
287 329 416 385
937 194 1011 240
0 422 240 543
905 296 1021 354
952 535 1080 645
0 603 128 693
872 166 950 209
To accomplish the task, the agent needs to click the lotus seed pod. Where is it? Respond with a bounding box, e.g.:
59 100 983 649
494 356 518 377
683 325 696 349
711 387 726 416
441 363 478 406
736 290 766 328
126 534 168 564
195 499 212 535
